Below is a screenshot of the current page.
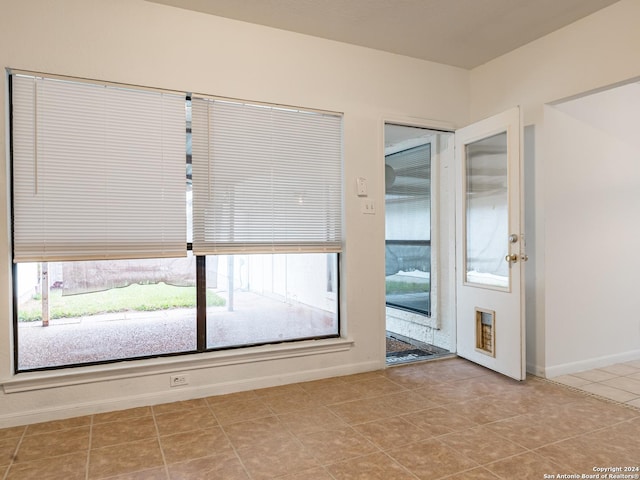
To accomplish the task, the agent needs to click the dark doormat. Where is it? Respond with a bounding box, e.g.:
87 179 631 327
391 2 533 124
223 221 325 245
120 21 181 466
385 332 450 365
386 348 436 364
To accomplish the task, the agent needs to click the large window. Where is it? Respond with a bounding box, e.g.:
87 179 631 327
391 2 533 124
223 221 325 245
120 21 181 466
10 72 342 371
15 257 198 370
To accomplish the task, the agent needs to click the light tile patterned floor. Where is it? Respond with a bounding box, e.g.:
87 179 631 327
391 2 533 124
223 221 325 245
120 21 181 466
1 357 639 479
552 360 640 408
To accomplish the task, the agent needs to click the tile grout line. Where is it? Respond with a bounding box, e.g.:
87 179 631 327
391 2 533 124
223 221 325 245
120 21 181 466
272 403 364 479
85 415 93 480
539 375 640 413
273 400 360 477
378 450 422 480
2 427 26 480
481 450 563 480
204 396 255 480
428 379 637 470
475 395 639 455
150 406 171 480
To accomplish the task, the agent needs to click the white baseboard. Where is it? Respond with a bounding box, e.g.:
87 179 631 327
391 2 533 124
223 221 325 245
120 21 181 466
545 349 640 379
0 360 382 428
526 362 545 377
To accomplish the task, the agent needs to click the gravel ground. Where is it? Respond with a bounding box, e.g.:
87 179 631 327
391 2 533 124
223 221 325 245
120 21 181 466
17 291 336 370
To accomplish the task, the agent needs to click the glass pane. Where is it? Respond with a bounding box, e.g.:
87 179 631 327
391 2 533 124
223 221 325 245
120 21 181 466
206 253 338 348
465 132 509 288
385 143 431 314
16 256 197 370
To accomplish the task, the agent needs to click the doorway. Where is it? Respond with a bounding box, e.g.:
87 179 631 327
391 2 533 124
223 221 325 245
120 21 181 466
543 81 640 377
384 123 454 364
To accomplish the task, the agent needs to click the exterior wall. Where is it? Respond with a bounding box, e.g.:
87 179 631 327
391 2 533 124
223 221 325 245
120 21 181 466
0 0 469 426
470 0 640 376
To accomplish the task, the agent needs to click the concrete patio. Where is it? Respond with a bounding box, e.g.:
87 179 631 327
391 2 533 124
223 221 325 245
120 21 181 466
17 291 337 371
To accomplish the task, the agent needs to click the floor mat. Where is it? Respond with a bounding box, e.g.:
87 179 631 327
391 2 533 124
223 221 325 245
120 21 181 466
386 336 416 353
385 333 450 365
386 348 436 365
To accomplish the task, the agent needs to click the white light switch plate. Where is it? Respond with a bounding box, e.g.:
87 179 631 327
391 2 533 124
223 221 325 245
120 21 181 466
356 177 368 196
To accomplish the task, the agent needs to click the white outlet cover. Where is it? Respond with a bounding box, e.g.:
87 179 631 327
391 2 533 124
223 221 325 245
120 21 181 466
170 374 189 387
360 198 375 214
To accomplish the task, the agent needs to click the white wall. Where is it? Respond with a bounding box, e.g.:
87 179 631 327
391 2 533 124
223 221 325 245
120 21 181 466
544 84 640 375
0 0 469 426
470 0 640 376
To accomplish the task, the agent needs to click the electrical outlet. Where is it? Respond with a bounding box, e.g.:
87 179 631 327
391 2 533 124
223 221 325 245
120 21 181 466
170 374 189 387
360 198 375 214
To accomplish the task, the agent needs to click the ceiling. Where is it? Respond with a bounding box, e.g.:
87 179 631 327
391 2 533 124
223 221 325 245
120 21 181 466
148 0 619 69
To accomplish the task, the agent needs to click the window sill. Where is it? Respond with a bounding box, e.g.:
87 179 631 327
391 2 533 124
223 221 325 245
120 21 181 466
2 337 354 394
386 306 439 329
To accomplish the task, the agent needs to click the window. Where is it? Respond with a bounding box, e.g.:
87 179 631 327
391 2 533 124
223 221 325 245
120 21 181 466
206 253 338 349
15 257 198 370
10 72 342 371
385 143 431 315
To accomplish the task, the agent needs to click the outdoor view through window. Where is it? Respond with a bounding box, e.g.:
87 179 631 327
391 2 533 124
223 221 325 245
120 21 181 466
11 72 341 371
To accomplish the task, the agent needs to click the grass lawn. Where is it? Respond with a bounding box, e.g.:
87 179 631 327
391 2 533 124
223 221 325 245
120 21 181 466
386 280 430 295
18 282 225 322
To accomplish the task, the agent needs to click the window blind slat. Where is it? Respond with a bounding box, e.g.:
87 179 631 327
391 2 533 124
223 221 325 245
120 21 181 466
385 144 431 242
191 99 343 255
11 74 187 262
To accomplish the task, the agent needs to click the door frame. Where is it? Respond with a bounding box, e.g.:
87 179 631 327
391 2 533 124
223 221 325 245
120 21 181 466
381 115 457 357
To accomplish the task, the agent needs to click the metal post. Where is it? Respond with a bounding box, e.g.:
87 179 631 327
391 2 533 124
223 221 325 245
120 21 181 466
227 255 234 312
41 262 50 327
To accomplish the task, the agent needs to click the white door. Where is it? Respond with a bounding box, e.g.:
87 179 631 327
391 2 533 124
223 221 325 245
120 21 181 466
455 107 525 380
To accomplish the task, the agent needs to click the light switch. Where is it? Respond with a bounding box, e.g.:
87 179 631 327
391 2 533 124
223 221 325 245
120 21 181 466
361 198 375 214
356 177 368 196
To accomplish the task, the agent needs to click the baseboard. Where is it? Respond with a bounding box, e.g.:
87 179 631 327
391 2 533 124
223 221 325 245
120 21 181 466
526 362 545 377
545 349 640 379
0 360 382 428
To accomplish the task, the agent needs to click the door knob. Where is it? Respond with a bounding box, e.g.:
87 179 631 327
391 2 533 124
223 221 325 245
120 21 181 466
505 254 518 263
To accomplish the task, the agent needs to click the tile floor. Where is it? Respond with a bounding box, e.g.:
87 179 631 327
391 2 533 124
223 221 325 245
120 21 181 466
1 357 639 479
552 359 640 408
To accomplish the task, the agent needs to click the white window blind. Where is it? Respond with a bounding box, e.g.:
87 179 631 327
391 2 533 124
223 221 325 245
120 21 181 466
11 74 187 262
385 144 431 241
191 98 343 254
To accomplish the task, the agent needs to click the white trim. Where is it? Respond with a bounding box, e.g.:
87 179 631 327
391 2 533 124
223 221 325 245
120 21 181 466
8 68 185 97
545 349 640 379
2 337 354 394
381 115 457 356
191 91 343 117
526 362 545 377
0 357 377 429
382 114 456 133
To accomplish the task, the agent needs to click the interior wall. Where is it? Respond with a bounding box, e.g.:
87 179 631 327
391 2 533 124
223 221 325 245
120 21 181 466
470 0 640 376
0 0 469 426
544 83 640 375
